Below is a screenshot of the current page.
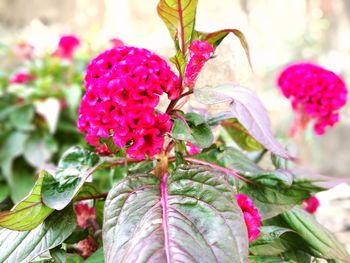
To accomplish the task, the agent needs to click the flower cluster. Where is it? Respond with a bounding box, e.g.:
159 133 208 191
184 40 214 88
236 194 261 242
303 196 320 214
78 46 180 159
54 35 80 60
278 63 347 135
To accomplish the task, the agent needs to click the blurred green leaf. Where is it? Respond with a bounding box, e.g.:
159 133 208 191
50 247 66 263
85 248 104 263
9 104 34 131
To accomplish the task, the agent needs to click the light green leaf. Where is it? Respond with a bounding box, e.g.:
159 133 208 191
0 170 54 231
9 104 34 131
157 0 198 53
280 207 350 262
0 207 76 263
85 248 104 263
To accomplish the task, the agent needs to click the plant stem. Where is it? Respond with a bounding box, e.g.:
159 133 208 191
76 192 108 201
184 157 256 184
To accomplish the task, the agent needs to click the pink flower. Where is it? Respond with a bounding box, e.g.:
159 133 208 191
184 40 214 88
303 196 320 214
13 42 34 60
278 63 347 135
74 203 96 229
236 194 261 242
78 236 98 258
54 35 80 59
186 142 201 155
10 72 36 84
78 46 180 159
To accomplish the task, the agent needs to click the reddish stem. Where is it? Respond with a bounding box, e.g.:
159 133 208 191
184 157 256 184
76 193 108 201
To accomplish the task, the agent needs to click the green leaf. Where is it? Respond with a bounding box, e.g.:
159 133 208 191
23 133 57 168
248 255 293 263
0 131 29 184
280 207 350 262
171 112 214 148
0 170 53 230
0 184 9 203
50 247 66 263
196 28 252 68
157 0 198 53
221 118 263 151
0 206 76 263
249 226 292 256
42 147 102 210
85 248 104 263
9 104 34 131
64 227 89 244
103 165 248 263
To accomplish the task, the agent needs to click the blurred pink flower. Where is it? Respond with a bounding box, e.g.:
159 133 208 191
303 196 320 214
13 42 34 60
236 194 261 242
54 35 80 59
278 63 347 136
78 46 179 159
186 142 201 155
110 38 124 47
74 203 96 229
78 236 98 258
10 72 35 84
184 40 214 88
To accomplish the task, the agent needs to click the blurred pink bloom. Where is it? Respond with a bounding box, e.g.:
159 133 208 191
78 46 180 159
78 236 98 258
10 72 35 84
74 203 96 229
186 142 201 155
236 194 261 242
13 42 34 60
303 196 320 214
54 35 80 59
184 40 214 88
278 63 347 136
110 38 124 47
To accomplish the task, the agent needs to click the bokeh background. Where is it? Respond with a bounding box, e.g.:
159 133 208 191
1 0 349 250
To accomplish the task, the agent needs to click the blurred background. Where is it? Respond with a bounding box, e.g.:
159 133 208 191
0 0 349 250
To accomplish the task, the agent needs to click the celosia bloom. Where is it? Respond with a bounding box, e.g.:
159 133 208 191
54 35 80 59
74 203 96 229
78 46 180 159
236 194 261 242
278 63 347 135
10 72 35 84
303 196 320 214
78 236 98 258
184 40 214 88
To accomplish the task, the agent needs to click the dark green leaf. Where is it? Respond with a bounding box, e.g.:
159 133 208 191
0 184 9 203
0 170 53 230
42 147 102 210
103 165 248 263
157 0 198 53
171 112 213 148
248 255 293 263
64 227 89 244
0 206 76 263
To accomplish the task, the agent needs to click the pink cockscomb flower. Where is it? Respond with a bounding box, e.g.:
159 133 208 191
78 46 180 160
78 236 98 258
186 142 201 155
184 40 214 88
303 196 320 214
54 35 80 59
74 203 96 229
10 72 36 84
236 194 261 242
278 63 347 136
